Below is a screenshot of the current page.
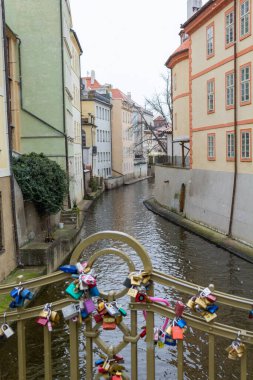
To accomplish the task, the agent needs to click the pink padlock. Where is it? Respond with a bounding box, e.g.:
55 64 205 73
175 301 185 317
84 299 95 314
36 317 48 326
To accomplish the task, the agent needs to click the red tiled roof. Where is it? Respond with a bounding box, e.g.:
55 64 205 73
165 39 190 68
110 88 129 101
172 39 190 56
83 77 102 90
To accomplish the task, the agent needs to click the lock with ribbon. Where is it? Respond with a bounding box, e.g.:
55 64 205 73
95 355 126 378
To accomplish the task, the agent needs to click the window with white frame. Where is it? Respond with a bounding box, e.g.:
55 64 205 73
226 72 234 107
207 79 215 112
207 134 215 159
241 130 251 160
227 132 235 159
207 24 214 57
241 65 250 103
240 0 250 37
226 10 234 45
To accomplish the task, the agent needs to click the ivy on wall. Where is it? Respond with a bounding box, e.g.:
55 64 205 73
13 153 68 215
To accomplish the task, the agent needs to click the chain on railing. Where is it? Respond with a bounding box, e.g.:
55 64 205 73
0 231 252 380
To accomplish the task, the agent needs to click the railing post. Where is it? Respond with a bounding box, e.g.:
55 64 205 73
130 309 138 380
240 351 247 380
146 308 155 380
177 340 184 380
85 317 93 379
43 327 52 380
208 334 215 380
17 319 26 380
69 320 79 380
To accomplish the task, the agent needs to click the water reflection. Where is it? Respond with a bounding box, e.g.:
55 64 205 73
0 179 253 379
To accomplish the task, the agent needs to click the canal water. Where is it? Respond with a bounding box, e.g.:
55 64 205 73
1 179 253 379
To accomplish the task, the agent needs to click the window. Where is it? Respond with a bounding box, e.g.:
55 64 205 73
225 9 234 46
102 109 104 120
240 64 251 105
97 129 99 142
226 71 234 108
207 79 215 113
226 131 235 160
240 0 250 38
240 129 251 161
206 23 214 58
207 133 216 160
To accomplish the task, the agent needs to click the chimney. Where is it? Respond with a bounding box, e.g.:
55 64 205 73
91 70 95 85
187 0 202 19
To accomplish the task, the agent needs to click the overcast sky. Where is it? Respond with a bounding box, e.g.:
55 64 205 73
69 0 207 105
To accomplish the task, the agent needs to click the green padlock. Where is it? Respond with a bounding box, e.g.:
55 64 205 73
65 282 84 300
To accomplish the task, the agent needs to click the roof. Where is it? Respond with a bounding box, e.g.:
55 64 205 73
70 29 83 54
83 77 102 90
181 0 214 29
165 39 190 69
110 88 129 102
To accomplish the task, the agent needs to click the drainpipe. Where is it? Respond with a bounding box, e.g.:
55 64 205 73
228 0 237 236
170 68 174 165
1 0 20 265
60 0 71 208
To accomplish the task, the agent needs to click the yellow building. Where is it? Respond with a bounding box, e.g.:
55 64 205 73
0 7 17 280
111 89 134 180
156 0 253 245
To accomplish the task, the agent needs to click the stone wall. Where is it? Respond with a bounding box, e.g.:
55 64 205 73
154 165 253 246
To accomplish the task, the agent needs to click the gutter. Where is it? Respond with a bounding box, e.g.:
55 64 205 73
1 0 20 265
60 0 71 208
228 0 238 236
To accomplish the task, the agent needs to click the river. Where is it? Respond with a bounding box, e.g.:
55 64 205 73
0 179 253 379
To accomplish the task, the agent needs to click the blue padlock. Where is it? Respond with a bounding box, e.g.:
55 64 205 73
10 287 19 298
206 304 219 314
59 265 78 274
176 318 187 328
81 309 89 319
95 359 104 366
164 334 177 346
20 289 34 300
89 286 100 297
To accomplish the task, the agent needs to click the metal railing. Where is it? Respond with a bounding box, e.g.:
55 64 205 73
0 231 252 380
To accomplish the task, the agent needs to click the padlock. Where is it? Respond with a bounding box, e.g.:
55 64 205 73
115 314 123 324
186 297 196 310
206 294 217 303
93 313 103 323
175 301 185 317
50 310 60 323
153 327 159 342
36 317 48 326
10 287 20 298
171 325 184 340
59 265 78 274
20 288 34 301
166 324 172 336
201 287 212 297
165 334 177 346
1 323 14 339
206 304 219 314
39 310 50 318
116 303 127 317
176 318 187 329
102 321 116 330
97 300 106 312
248 307 253 319
102 359 110 371
195 297 208 309
140 327 146 338
84 299 95 314
95 358 105 366
103 316 116 323
62 303 80 320
47 321 53 332
105 302 120 317
127 287 138 297
98 365 107 373
113 354 124 363
65 282 84 300
81 309 89 319
112 374 123 380
135 292 147 302
203 312 217 322
89 286 100 297
123 277 132 288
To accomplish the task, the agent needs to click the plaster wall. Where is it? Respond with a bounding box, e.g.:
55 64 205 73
111 99 123 174
0 177 16 281
134 163 147 178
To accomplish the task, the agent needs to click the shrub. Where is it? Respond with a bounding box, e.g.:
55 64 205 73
13 153 68 215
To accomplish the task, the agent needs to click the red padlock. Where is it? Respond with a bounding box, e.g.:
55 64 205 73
93 313 103 323
102 321 116 330
98 365 107 374
172 325 184 340
175 301 185 317
135 292 146 303
140 327 147 338
206 294 216 303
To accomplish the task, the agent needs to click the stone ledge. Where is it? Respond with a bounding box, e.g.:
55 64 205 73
144 197 253 263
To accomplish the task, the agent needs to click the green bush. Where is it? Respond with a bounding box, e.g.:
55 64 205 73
13 153 68 215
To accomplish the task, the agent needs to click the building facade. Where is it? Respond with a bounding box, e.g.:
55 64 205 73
5 0 84 207
155 0 253 245
111 89 134 180
81 74 112 179
0 2 17 280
